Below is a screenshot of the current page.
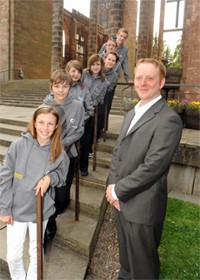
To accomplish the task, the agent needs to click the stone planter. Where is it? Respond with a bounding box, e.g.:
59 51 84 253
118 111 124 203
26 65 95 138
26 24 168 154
185 110 200 130
123 103 136 116
173 107 185 126
166 68 183 84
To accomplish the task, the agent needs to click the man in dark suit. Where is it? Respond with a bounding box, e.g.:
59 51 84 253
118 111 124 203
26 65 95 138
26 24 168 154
106 58 183 279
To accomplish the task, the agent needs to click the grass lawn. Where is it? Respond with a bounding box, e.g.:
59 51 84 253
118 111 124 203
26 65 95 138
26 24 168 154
159 198 200 280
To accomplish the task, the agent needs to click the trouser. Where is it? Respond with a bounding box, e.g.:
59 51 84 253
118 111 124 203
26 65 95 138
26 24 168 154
80 117 93 172
97 89 115 134
116 211 163 280
56 156 77 213
105 88 115 129
45 157 77 240
7 220 48 280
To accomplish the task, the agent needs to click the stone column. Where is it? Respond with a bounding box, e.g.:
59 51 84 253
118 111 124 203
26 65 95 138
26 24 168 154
51 0 63 71
137 0 155 59
181 0 200 95
88 0 98 56
107 0 124 36
157 0 165 60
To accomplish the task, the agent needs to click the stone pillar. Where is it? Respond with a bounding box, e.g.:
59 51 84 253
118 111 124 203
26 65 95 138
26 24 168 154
51 0 63 71
107 0 124 36
157 0 165 60
88 0 98 56
123 0 137 76
137 0 155 59
181 0 200 95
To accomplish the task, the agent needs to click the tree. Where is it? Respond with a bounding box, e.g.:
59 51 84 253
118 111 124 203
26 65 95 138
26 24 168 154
162 39 182 69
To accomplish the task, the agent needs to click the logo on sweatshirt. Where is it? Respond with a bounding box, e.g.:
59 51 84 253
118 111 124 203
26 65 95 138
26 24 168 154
14 172 23 179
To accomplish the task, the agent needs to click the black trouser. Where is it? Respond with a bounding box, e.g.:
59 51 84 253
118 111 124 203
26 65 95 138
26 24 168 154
105 88 115 130
45 157 78 240
80 117 93 172
97 88 115 135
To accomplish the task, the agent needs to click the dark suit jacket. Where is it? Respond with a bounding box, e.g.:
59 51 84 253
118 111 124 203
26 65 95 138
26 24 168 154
108 98 183 225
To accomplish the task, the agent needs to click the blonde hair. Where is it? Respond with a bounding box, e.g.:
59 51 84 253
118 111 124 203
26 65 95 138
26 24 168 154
27 105 63 163
50 69 73 90
117 28 129 37
135 58 166 82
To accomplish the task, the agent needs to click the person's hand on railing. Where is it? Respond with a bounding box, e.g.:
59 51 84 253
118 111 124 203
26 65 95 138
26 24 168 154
35 175 51 197
0 215 14 225
127 80 134 84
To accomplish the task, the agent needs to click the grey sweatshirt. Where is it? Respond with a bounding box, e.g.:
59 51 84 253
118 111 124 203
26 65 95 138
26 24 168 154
99 43 130 82
43 94 84 157
0 133 69 222
103 68 119 92
81 70 109 106
69 81 94 122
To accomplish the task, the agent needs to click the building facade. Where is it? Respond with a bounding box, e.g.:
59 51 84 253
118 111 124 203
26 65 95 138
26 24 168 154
0 0 199 96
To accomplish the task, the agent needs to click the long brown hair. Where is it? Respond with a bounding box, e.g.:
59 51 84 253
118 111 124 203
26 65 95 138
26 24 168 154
66 60 85 89
27 105 63 163
87 54 106 81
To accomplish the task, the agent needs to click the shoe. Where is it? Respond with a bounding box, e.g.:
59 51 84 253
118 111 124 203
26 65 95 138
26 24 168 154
81 171 89 176
88 152 93 158
45 225 57 241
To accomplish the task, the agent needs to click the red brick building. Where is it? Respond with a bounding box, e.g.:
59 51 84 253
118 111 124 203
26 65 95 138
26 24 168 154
0 0 199 97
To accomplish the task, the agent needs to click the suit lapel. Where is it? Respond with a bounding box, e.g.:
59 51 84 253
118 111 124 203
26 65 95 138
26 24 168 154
119 109 135 140
123 98 165 139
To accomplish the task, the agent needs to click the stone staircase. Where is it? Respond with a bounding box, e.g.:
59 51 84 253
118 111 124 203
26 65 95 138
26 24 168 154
0 79 50 108
0 79 136 113
0 79 122 279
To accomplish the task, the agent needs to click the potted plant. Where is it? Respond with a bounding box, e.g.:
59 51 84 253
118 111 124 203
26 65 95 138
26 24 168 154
167 99 186 113
167 99 187 125
123 98 139 116
185 101 200 130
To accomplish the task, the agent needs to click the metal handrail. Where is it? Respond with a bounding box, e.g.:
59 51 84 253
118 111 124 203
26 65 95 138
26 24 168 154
36 190 43 280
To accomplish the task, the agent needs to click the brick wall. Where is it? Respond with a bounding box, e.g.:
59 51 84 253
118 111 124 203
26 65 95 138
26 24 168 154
13 0 52 79
0 0 10 81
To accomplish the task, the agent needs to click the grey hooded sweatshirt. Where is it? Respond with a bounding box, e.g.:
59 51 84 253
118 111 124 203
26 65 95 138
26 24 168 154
99 43 130 82
43 93 84 158
81 70 109 106
0 133 69 223
69 81 94 122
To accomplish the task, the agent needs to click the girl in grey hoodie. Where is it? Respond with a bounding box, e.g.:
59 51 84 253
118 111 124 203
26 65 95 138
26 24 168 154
0 105 69 280
66 59 95 176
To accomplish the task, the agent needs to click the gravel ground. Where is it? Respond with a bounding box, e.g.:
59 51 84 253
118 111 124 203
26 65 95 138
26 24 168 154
86 205 120 280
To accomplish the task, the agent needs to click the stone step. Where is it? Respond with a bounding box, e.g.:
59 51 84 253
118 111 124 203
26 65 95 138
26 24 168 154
0 118 28 127
70 182 106 220
44 241 88 280
97 138 116 153
0 133 19 147
89 151 111 168
0 101 39 108
0 96 44 102
79 165 108 190
0 123 26 136
53 208 101 258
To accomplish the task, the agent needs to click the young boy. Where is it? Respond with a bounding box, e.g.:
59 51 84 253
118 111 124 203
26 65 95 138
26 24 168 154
42 69 85 240
99 28 133 83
